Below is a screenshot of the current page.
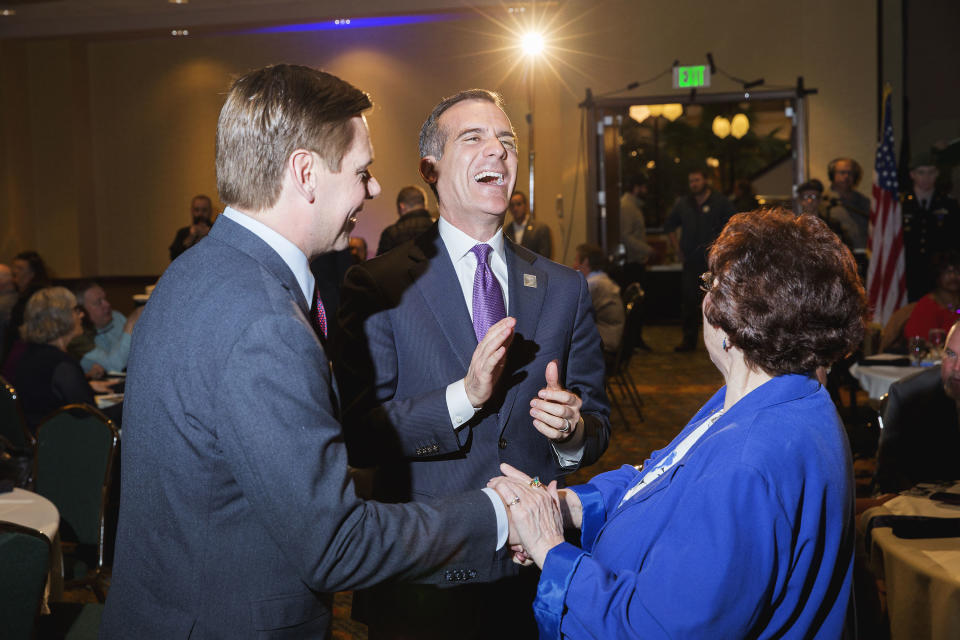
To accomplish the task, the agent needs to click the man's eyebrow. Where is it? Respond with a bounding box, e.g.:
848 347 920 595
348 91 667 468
454 127 484 139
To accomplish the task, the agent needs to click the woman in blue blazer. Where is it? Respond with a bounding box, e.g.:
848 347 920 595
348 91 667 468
491 209 867 639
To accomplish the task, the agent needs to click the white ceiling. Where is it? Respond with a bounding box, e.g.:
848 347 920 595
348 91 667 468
0 0 517 39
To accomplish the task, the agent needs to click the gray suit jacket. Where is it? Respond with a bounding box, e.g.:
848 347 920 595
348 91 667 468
101 216 497 639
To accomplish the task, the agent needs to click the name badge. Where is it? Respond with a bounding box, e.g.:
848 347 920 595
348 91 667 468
523 274 537 288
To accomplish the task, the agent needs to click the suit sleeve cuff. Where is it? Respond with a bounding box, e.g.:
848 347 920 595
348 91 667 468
446 379 477 432
481 487 509 550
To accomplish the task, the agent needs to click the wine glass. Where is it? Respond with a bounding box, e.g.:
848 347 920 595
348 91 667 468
909 335 926 366
928 328 947 359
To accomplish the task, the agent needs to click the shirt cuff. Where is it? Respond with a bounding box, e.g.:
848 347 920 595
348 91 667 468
481 487 509 550
552 436 585 468
446 379 477 431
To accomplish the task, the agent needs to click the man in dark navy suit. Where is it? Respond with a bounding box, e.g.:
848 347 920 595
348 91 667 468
335 89 610 639
102 66 510 639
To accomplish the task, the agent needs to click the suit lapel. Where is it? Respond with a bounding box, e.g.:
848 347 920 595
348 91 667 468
411 227 478 371
498 239 548 430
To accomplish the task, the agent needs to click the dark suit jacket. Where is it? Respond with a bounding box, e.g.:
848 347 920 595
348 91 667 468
335 223 609 578
101 216 497 639
376 208 434 256
875 365 960 493
503 217 553 259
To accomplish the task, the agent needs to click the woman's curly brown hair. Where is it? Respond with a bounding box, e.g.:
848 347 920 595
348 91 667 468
704 208 867 376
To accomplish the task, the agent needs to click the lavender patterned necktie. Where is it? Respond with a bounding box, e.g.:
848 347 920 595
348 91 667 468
470 243 506 342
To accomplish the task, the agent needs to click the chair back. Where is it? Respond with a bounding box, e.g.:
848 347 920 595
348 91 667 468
0 521 51 639
0 375 32 450
33 405 118 554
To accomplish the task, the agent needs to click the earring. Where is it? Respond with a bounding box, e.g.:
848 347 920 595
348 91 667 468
722 337 731 351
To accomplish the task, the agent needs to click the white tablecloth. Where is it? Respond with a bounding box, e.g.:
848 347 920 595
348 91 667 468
0 488 59 540
860 483 960 640
849 354 927 400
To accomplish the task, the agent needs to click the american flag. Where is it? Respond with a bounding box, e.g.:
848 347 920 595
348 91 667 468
866 88 906 325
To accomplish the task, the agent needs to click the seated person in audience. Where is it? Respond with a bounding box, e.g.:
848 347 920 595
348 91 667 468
903 250 960 342
169 194 214 261
573 242 625 356
12 287 119 433
874 320 960 493
2 250 51 362
69 282 143 378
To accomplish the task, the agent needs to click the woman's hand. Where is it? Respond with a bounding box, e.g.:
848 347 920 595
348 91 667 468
488 464 566 567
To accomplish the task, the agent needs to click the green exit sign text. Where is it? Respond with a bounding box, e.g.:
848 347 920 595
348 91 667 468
673 65 711 89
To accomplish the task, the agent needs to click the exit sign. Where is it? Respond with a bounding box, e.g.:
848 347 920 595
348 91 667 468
673 65 711 89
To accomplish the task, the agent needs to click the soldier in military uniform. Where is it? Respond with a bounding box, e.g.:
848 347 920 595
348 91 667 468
902 153 960 301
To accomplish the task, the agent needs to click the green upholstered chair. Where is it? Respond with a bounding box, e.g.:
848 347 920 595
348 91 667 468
33 404 119 602
0 520 51 640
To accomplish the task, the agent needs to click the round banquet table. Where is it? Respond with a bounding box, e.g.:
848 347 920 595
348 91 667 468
0 487 59 540
0 487 63 601
848 356 929 401
860 485 960 640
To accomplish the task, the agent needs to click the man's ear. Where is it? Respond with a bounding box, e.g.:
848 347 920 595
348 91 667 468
419 156 438 186
289 149 317 203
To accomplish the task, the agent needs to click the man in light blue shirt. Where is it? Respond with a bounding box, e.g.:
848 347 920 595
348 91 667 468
73 282 143 376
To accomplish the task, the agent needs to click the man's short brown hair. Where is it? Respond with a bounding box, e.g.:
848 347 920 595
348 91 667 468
396 185 427 212
216 64 372 212
704 208 867 375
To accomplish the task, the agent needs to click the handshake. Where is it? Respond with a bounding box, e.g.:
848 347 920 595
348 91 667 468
487 463 583 568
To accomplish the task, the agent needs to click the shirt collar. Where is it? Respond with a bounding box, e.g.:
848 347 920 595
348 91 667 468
222 207 315 304
438 216 505 264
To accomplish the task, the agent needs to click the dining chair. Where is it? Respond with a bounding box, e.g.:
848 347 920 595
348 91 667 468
0 520 51 639
33 404 119 602
604 283 645 428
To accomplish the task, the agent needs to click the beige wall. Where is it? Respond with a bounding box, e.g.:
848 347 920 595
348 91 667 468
0 0 878 274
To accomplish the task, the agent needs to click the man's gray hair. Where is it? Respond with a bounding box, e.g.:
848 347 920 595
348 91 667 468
418 89 505 160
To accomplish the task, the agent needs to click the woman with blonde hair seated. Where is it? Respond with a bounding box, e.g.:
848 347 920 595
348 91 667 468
491 209 867 638
12 287 117 433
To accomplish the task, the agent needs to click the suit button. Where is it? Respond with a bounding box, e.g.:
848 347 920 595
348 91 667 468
499 438 507 449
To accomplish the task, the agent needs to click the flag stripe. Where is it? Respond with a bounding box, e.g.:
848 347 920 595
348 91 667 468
866 90 906 326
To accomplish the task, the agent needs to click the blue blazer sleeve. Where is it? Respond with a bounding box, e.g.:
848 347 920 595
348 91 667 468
534 465 792 639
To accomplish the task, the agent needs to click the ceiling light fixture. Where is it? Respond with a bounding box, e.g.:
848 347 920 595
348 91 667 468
171 29 189 36
168 0 188 4
1 8 15 16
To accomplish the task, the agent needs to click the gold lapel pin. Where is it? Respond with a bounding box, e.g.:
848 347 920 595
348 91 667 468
523 274 537 288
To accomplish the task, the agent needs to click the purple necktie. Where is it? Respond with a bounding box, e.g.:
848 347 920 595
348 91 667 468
313 287 327 339
470 244 506 342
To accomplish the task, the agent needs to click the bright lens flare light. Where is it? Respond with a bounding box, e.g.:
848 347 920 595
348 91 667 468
521 32 545 56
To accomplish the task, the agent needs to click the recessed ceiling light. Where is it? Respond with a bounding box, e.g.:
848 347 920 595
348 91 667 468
171 29 189 36
169 0 188 4
1 8 16 16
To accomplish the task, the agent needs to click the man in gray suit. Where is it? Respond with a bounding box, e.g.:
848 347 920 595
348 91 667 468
102 65 508 639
